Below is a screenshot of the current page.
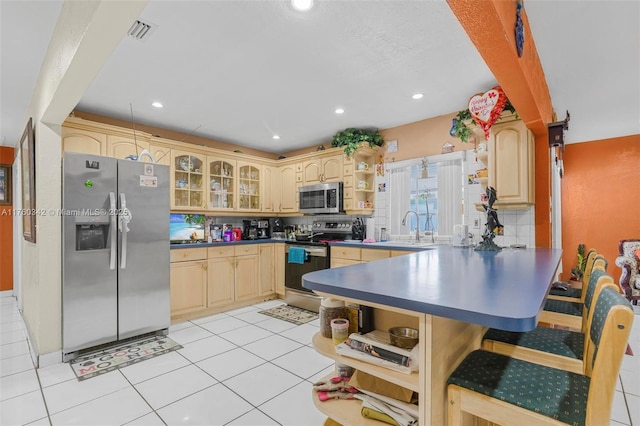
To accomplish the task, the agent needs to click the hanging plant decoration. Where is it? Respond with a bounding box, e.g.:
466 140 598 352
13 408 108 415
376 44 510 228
331 128 384 157
453 88 517 142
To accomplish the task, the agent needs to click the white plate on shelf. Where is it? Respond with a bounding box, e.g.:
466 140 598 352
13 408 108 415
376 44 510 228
210 180 221 192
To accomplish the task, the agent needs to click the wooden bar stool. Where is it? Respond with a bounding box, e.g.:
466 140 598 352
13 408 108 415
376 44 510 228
482 270 617 374
447 288 633 426
547 249 598 302
539 256 607 330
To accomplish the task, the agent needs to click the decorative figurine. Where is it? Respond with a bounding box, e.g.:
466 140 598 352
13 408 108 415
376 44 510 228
475 186 503 251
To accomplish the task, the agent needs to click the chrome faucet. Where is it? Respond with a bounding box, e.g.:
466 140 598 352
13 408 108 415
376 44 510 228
401 210 420 243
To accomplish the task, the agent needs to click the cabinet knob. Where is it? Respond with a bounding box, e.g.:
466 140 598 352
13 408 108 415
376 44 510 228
202 263 208 270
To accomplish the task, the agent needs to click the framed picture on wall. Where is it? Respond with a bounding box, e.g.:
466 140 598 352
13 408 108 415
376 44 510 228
21 117 36 243
0 164 11 205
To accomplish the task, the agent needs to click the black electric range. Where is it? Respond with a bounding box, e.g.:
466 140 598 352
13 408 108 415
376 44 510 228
284 220 356 311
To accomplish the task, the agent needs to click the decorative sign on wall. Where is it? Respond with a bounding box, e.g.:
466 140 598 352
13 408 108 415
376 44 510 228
468 86 508 140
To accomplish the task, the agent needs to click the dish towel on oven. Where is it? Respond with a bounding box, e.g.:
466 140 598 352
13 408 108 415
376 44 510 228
288 247 308 264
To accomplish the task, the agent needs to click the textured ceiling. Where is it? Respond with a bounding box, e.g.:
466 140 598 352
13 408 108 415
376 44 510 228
76 0 496 154
1 1 638 153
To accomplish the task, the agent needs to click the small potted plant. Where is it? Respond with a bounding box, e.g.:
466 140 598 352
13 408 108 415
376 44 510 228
331 128 384 157
569 243 586 285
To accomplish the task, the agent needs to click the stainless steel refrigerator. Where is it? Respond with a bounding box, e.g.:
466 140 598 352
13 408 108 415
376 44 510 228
62 152 169 360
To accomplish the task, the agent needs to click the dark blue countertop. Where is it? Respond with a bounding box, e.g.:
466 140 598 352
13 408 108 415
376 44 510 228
170 239 287 249
303 246 562 332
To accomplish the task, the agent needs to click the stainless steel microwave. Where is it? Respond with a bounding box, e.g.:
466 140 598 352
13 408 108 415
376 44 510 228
299 182 344 214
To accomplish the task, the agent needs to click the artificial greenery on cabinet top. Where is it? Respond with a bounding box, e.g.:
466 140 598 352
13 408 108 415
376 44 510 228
331 128 384 157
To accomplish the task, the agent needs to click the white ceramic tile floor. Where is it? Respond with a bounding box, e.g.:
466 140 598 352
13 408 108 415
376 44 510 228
0 293 638 425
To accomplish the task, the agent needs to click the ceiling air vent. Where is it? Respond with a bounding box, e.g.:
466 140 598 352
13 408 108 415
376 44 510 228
127 19 157 41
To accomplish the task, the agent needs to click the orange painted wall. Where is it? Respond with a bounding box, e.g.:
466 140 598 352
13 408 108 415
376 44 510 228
447 0 554 247
561 135 640 280
0 147 14 291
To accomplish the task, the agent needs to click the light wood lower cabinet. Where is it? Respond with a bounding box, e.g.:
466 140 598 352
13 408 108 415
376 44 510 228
259 244 275 296
331 246 412 267
171 244 274 320
275 243 285 296
207 255 235 308
235 252 259 301
170 248 208 317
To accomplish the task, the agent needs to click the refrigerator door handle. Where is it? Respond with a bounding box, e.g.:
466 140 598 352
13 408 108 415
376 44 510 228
119 192 132 269
109 192 117 270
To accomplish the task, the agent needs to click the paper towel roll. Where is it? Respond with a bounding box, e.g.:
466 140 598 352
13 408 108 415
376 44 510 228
366 218 376 240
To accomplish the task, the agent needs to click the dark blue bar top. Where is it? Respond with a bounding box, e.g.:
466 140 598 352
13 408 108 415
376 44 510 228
303 246 563 332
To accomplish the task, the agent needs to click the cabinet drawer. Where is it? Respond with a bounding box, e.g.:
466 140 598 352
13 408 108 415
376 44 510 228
235 244 259 256
361 249 390 261
331 246 361 261
343 175 354 188
207 245 235 258
170 248 207 262
343 164 353 176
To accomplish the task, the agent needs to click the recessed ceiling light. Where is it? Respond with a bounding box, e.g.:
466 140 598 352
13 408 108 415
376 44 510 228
272 135 281 140
412 93 424 100
152 102 163 108
335 108 345 114
292 0 313 11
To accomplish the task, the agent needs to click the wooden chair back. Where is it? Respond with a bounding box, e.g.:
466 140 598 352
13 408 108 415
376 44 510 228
584 287 633 425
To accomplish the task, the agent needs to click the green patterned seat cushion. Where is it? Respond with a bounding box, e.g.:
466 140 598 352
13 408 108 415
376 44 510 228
544 299 583 316
483 327 584 360
549 286 582 298
448 350 589 426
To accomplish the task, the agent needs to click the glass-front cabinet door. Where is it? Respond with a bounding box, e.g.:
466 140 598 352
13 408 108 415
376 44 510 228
171 150 206 210
238 162 261 211
207 157 235 211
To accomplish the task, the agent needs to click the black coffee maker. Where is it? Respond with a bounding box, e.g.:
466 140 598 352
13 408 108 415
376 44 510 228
257 219 270 239
242 219 258 240
270 218 286 240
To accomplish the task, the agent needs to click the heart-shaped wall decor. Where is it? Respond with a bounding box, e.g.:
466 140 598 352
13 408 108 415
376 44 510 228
468 86 507 140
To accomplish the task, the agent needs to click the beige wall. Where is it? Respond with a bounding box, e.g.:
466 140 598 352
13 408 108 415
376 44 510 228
283 112 474 162
19 0 149 361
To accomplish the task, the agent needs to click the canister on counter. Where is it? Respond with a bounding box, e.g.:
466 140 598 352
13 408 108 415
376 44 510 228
320 298 346 338
331 318 349 345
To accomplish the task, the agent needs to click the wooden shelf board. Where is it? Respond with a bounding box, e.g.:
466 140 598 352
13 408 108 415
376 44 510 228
312 333 419 392
312 373 379 425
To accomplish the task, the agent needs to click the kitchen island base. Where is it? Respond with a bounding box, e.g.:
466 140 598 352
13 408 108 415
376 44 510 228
311 293 485 425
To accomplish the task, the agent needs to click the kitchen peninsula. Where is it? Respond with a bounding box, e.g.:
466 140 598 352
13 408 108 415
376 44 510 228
303 246 562 425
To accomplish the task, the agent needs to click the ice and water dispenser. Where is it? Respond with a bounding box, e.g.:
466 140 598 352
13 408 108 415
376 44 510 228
75 217 110 251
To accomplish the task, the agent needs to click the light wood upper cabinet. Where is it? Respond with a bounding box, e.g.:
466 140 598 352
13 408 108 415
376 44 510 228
262 165 279 213
279 164 299 213
342 146 377 214
61 127 107 156
171 150 206 210
106 135 151 160
237 162 261 211
321 155 343 182
149 143 171 165
488 118 535 207
207 157 236 211
302 154 343 185
259 244 275 296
